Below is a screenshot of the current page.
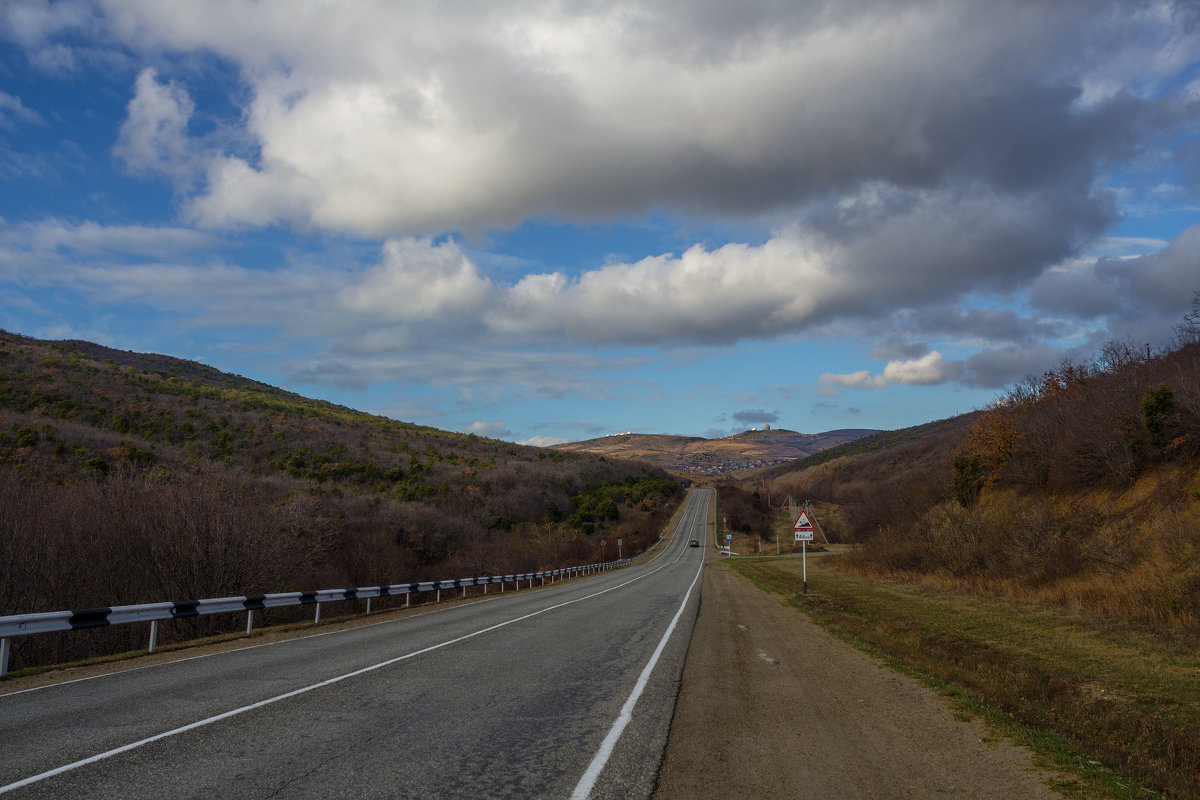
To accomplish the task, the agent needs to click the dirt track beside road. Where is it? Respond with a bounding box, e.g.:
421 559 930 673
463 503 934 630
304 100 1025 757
653 561 1063 799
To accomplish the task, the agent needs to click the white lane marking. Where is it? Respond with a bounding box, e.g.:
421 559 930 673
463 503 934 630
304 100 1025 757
2 492 710 699
0 538 695 795
570 558 704 800
0 620 385 698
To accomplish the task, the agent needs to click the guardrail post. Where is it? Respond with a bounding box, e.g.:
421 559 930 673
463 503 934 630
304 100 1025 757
314 603 321 624
436 589 441 603
1 637 10 677
246 611 254 636
149 620 159 653
366 598 372 615
462 586 467 599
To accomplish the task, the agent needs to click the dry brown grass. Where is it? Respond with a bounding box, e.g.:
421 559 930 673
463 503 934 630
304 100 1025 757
836 468 1200 644
736 557 1200 799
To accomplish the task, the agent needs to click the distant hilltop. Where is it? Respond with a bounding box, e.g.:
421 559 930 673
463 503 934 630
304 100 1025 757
554 428 880 476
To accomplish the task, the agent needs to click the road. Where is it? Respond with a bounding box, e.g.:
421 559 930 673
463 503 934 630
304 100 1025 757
0 489 711 799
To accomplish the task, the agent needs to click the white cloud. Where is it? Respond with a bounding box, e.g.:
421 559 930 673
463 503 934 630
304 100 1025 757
0 91 45 128
23 219 219 256
113 67 199 182
819 370 891 392
338 237 495 322
62 0 1175 238
883 350 964 385
480 183 1106 346
465 420 512 439
820 351 963 393
518 434 569 447
0 0 99 73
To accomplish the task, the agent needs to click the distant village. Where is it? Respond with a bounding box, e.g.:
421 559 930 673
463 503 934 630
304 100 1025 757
676 454 795 476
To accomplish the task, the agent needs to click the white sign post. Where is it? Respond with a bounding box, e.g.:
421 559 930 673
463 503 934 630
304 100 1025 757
793 511 815 594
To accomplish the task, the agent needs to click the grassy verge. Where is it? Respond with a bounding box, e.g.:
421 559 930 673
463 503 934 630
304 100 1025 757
729 557 1200 800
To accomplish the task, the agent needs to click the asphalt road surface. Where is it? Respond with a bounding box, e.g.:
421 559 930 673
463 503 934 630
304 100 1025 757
0 488 711 800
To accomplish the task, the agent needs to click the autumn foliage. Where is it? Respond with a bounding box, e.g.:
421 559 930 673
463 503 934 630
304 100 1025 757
769 321 1200 640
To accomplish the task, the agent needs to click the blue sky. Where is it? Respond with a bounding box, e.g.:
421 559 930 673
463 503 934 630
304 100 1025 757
2 1 1198 445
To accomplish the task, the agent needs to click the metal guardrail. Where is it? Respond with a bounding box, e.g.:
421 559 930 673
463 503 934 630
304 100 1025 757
0 557 642 677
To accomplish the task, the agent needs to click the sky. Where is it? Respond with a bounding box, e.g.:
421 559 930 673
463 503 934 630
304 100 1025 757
1 1 1199 446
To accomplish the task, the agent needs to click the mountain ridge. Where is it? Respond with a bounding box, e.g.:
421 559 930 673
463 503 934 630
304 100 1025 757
555 427 880 475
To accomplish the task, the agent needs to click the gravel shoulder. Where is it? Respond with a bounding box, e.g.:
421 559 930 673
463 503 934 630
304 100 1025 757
653 560 1065 799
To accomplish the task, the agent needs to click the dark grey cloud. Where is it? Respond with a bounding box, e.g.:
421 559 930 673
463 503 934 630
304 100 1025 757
1029 225 1200 328
1029 265 1125 318
288 360 368 391
1096 226 1200 313
868 335 929 361
809 400 864 417
962 343 1063 389
732 409 779 425
899 306 1067 345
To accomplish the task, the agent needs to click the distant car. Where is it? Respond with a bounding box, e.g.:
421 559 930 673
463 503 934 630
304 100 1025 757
689 538 699 547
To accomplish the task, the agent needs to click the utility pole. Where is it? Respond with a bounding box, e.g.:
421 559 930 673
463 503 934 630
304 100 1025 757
804 499 830 544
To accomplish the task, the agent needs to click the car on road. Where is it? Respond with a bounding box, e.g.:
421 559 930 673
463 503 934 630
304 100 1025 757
689 538 699 547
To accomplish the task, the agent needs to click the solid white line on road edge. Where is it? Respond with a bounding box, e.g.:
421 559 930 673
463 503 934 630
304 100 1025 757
570 557 705 800
0 555 685 796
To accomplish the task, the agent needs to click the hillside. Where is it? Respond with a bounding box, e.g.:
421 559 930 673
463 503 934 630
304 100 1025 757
556 427 879 476
0 331 681 665
758 337 1200 637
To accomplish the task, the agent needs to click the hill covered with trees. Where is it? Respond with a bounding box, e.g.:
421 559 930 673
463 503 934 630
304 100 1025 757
0 331 680 666
765 321 1200 639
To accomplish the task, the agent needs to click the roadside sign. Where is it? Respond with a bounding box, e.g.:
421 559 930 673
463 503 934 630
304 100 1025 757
725 533 732 542
794 502 818 594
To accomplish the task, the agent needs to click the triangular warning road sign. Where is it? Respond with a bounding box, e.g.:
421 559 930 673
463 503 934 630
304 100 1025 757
793 511 814 530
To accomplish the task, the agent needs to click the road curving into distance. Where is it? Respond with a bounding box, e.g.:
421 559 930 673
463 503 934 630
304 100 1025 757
0 488 712 799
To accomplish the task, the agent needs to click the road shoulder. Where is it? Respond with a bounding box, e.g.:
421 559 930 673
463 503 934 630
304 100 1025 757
653 560 1064 800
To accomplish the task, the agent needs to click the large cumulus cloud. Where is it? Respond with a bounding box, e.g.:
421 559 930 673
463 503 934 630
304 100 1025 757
50 0 1180 239
4 0 1198 404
